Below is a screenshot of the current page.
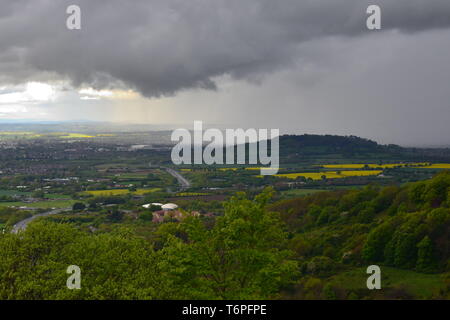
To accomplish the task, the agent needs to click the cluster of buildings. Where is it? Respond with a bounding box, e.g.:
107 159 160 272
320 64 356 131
141 202 201 223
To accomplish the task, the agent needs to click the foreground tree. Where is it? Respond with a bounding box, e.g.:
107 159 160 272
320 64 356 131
0 222 166 299
159 188 298 299
416 236 437 273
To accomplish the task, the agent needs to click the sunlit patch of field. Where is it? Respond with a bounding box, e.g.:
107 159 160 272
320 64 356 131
85 188 161 196
271 170 383 180
322 163 429 169
59 133 95 139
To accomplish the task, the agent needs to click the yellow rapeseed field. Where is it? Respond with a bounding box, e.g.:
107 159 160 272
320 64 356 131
85 188 161 196
273 170 383 180
322 163 429 169
60 133 95 139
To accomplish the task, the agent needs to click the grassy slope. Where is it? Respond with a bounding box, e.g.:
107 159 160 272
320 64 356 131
330 266 447 299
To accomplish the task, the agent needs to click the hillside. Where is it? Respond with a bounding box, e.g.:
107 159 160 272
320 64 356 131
0 172 448 299
270 171 450 299
278 134 404 160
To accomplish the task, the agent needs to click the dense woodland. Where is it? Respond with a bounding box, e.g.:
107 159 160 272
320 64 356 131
272 171 450 299
0 172 448 300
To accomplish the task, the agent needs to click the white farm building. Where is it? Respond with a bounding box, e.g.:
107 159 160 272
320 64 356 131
161 203 178 211
142 203 178 211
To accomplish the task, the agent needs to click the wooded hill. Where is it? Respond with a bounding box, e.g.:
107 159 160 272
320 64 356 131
270 171 450 299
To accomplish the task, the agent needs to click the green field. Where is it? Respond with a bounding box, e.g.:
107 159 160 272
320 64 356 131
329 266 447 299
0 132 98 140
95 163 129 170
0 200 76 209
0 190 70 199
280 189 327 198
107 173 150 179
0 190 32 197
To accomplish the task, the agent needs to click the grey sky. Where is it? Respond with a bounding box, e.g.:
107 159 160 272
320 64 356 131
0 0 450 146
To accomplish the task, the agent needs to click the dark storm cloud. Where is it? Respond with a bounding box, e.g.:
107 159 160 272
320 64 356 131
0 0 450 97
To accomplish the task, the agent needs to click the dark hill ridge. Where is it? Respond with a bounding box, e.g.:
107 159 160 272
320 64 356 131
277 134 404 159
280 134 397 151
242 134 450 162
276 134 450 162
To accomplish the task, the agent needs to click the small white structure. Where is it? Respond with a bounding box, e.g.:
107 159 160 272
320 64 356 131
161 203 178 211
142 203 178 211
142 203 164 209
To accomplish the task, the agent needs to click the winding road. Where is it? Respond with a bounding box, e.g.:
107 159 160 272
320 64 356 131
11 208 68 234
164 167 191 189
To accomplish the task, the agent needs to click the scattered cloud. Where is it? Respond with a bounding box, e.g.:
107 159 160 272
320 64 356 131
1 0 450 97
